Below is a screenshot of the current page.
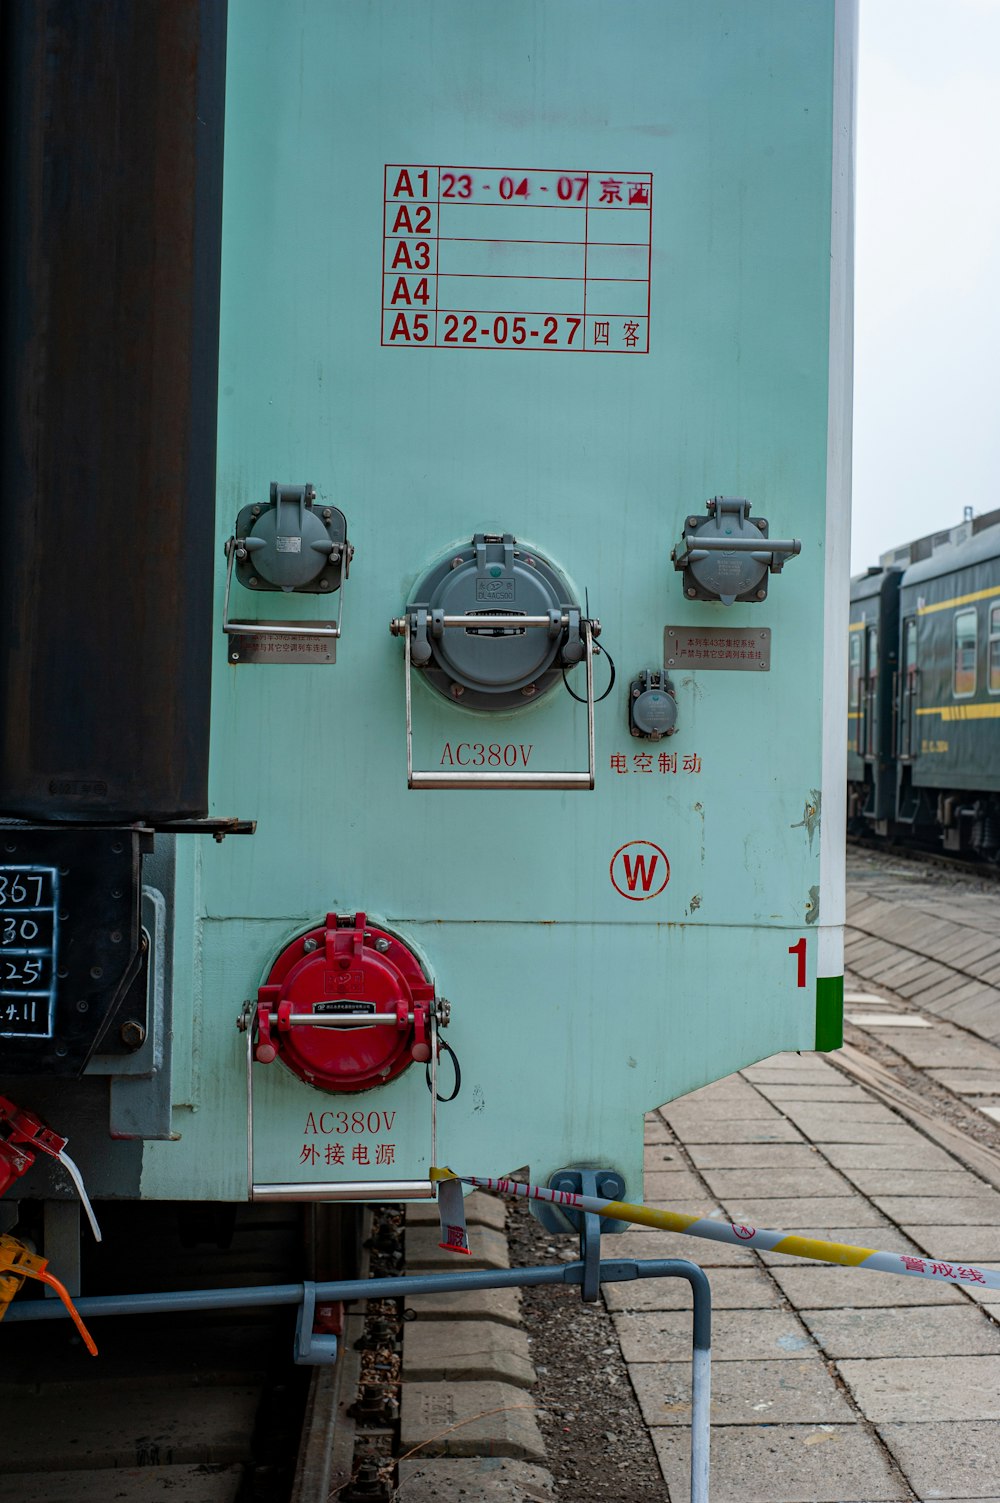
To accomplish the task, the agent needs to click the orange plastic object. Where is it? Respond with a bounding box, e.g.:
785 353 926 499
0 1233 98 1356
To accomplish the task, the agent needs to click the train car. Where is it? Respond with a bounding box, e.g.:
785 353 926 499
1 0 855 1310
895 514 1000 858
848 566 901 834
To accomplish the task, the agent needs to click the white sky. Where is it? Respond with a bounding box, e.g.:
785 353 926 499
851 0 1000 570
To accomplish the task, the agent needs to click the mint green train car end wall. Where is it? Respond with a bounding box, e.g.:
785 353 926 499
142 0 855 1204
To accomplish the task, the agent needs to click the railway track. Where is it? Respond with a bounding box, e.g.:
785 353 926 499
0 1202 359 1503
847 832 1000 884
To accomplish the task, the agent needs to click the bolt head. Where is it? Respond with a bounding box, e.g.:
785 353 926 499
449 683 465 698
303 937 319 952
451 556 464 569
686 587 696 598
756 589 766 599
248 576 258 587
375 937 390 952
521 683 537 696
231 652 240 662
120 1019 146 1049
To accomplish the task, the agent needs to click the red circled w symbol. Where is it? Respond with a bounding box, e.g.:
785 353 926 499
609 841 670 901
732 1224 756 1241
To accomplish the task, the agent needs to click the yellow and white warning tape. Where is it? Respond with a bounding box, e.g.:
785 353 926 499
431 1168 1000 1292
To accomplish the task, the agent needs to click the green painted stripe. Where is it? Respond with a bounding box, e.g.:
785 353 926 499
815 975 844 1051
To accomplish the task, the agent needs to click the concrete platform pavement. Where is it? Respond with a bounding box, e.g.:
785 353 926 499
615 1040 1000 1502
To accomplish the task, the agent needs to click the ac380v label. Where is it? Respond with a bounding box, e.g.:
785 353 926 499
439 743 533 767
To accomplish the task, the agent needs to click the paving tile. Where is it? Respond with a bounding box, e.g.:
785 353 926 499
897 966 960 1001
720 1195 889 1228
644 1114 674 1143
948 1264 1000 1308
871 1194 1000 1223
630 1355 854 1426
699 1166 855 1200
614 1226 756 1266
641 1143 688 1171
840 1170 990 1198
755 1225 914 1268
779 1102 900 1124
821 1141 963 1172
675 1081 768 1105
838 1355 1000 1421
847 1013 932 1027
770 1263 965 1309
902 1226 1000 1262
687 1143 825 1169
642 1169 716 1201
744 1053 831 1072
653 1423 909 1503
801 1303 1000 1358
918 974 988 1011
779 1120 926 1145
603 1266 780 1313
871 1032 1000 1070
663 1119 805 1143
739 1070 843 1086
876 1419 1000 1500
614 1308 815 1363
752 1085 874 1103
940 989 1000 1027
927 1069 1000 1095
663 1097 783 1124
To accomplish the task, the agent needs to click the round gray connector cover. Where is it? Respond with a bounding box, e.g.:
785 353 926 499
632 688 678 738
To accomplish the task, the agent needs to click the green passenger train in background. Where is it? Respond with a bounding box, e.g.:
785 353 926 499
849 507 1000 860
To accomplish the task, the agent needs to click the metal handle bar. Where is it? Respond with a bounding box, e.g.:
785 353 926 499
272 1011 407 1027
410 770 591 790
401 617 596 790
391 613 572 633
222 538 343 639
680 536 801 554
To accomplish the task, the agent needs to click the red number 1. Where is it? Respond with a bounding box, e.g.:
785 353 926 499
788 937 807 988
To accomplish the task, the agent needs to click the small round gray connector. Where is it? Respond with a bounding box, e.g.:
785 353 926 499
632 688 677 739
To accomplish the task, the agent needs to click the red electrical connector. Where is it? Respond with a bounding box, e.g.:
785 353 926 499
0 1094 67 1199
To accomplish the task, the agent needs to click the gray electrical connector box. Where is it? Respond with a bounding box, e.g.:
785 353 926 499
233 483 349 595
629 670 678 740
402 533 585 711
672 497 801 606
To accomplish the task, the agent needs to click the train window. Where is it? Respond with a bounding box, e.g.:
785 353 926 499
953 608 977 698
866 625 878 679
989 605 1000 694
849 632 862 710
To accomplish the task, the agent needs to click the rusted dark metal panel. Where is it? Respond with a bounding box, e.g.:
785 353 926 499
0 0 227 821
